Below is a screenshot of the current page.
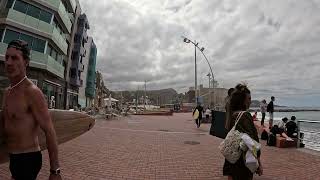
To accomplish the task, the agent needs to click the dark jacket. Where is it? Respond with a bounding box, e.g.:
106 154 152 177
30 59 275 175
267 101 274 113
193 105 203 119
286 121 298 138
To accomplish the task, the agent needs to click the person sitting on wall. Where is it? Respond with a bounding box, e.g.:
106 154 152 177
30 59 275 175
277 117 288 130
270 117 293 141
286 116 298 138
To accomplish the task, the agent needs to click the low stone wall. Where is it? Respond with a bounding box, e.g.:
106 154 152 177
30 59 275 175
134 111 173 116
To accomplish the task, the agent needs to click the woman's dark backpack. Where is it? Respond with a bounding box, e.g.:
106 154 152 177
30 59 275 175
261 130 268 140
267 133 276 146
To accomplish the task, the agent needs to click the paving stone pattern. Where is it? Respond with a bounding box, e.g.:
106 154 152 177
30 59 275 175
1 113 320 179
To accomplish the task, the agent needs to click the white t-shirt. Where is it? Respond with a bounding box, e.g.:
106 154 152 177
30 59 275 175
277 121 286 129
205 109 211 115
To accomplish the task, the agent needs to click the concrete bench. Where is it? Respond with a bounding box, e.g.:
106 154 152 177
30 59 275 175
276 137 298 148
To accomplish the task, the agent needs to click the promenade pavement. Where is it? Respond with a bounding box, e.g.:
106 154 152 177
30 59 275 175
1 113 320 179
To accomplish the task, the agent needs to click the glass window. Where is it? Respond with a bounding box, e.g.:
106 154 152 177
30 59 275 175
51 49 57 60
6 0 15 9
39 10 52 23
19 33 33 48
0 29 3 41
53 18 59 28
32 38 46 53
26 5 41 19
46 44 52 55
57 54 63 64
13 0 28 14
3 29 20 44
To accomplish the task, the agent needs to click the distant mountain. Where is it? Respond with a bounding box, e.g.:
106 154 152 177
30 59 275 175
250 100 286 108
112 88 179 105
250 100 261 108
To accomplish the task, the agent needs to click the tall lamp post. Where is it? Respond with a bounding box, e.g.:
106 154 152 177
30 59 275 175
182 36 214 107
207 73 211 108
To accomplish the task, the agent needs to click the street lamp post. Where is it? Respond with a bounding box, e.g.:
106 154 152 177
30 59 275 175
207 73 211 108
182 36 214 107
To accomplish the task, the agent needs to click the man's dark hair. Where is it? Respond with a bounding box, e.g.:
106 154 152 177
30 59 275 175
7 40 30 61
271 96 275 100
282 117 288 122
230 84 251 112
291 116 296 121
228 88 234 96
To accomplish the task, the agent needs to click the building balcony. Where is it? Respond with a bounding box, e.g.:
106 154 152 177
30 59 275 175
1 9 68 55
0 42 65 78
70 77 81 87
37 0 73 33
62 0 77 13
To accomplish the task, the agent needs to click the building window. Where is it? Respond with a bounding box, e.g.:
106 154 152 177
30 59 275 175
51 48 57 60
46 44 52 55
3 29 19 43
0 29 3 41
12 0 53 24
39 10 52 24
57 54 63 64
4 29 46 53
26 4 41 19
13 0 28 14
33 38 46 53
46 43 64 64
6 0 15 9
53 18 64 35
19 33 33 47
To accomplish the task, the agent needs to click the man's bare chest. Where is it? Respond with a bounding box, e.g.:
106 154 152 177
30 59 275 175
4 92 30 120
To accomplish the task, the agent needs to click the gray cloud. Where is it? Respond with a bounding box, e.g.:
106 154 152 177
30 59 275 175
79 0 320 106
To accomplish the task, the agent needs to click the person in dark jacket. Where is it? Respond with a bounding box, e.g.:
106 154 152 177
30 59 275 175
286 116 298 138
223 84 263 180
193 104 203 128
267 96 275 129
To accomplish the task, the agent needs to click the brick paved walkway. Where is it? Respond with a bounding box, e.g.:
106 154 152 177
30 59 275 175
1 113 320 179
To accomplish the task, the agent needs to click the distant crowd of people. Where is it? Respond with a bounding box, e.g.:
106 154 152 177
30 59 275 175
255 97 300 142
191 83 303 179
258 96 275 129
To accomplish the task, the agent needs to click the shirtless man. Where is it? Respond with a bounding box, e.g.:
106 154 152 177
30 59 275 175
1 40 61 180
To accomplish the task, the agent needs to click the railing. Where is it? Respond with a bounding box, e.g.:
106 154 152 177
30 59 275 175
297 120 320 149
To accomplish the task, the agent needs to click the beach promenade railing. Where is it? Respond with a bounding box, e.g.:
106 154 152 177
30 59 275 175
297 120 320 148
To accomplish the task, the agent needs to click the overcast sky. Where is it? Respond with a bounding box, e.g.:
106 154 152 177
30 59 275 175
79 0 320 107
